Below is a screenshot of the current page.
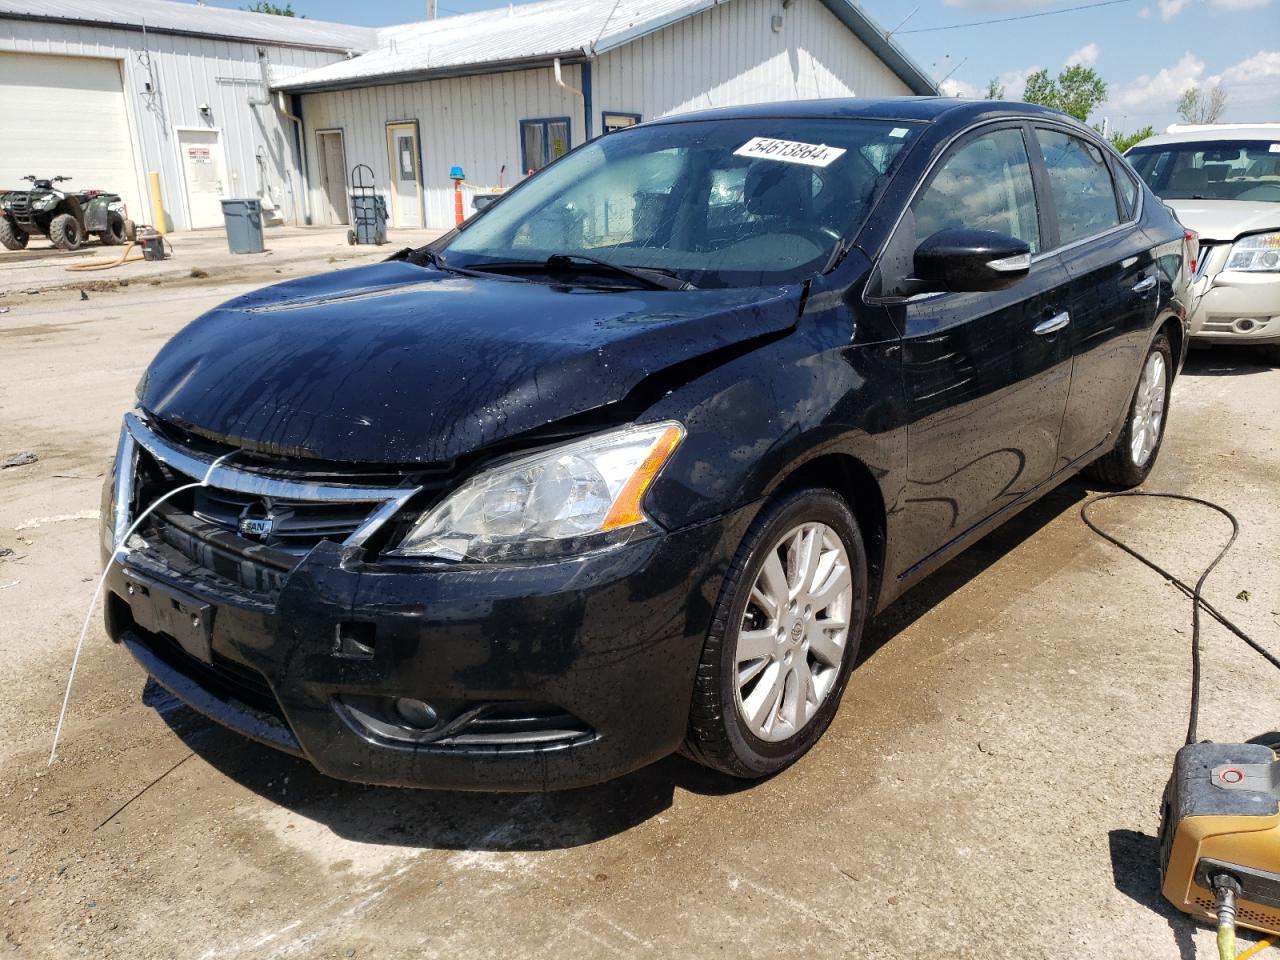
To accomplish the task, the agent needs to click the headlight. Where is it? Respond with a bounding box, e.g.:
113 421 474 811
33 194 58 210
391 421 685 561
1224 232 1280 273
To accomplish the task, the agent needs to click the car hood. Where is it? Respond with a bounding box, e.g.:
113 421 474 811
1163 198 1280 243
138 260 802 464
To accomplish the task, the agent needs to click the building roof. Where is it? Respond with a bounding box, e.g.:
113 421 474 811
0 0 379 52
272 0 936 95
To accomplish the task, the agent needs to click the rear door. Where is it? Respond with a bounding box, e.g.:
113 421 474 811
885 123 1074 574
1029 126 1157 470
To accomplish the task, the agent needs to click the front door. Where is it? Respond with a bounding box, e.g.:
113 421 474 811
385 122 422 228
883 125 1074 576
316 130 349 226
177 128 226 229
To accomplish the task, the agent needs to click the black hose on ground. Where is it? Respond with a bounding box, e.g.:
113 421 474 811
1080 491 1280 747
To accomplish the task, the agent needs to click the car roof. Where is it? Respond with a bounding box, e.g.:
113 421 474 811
641 97 1073 127
1130 123 1280 149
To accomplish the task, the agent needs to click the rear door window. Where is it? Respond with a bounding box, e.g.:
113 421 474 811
1036 129 1121 245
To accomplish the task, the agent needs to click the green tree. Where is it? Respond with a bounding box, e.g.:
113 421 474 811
1110 125 1154 153
985 77 1005 100
242 2 302 15
1022 65 1108 123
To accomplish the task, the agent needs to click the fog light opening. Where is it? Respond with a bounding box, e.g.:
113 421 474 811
393 697 439 730
1235 317 1256 333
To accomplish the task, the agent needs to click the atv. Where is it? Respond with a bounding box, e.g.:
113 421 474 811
0 175 136 252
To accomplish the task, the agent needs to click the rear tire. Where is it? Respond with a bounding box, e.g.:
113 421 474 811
684 488 869 779
0 217 27 250
1085 332 1173 488
96 212 128 246
49 213 83 251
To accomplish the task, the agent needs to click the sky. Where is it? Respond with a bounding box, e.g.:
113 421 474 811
198 0 1280 135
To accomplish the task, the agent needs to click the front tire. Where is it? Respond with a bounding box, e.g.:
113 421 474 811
1085 332 1173 488
49 213 83 251
0 217 27 251
684 488 869 778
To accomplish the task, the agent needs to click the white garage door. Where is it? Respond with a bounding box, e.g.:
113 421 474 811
0 53 141 220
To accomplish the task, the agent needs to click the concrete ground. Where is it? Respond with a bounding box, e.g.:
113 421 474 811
1 273 1278 959
0 224 444 300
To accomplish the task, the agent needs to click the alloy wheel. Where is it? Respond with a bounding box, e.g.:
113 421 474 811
733 522 853 742
1129 351 1167 467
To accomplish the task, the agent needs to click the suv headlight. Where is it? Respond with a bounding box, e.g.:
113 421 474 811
1224 232 1280 273
391 421 685 561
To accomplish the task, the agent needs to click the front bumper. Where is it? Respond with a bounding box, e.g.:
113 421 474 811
1189 254 1280 345
105 506 753 791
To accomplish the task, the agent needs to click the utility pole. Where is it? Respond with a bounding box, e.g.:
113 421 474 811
427 0 437 18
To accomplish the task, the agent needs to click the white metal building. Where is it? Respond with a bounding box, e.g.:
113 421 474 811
0 0 376 231
276 0 936 230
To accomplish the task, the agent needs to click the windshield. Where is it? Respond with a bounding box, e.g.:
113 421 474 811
1126 139 1280 203
440 117 920 289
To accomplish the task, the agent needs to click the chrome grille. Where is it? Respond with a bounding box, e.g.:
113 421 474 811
115 412 423 580
190 486 375 557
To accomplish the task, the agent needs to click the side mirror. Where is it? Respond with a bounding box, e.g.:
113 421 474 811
471 194 499 212
913 228 1031 294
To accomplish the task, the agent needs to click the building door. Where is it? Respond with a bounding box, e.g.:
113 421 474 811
316 130 349 225
385 122 422 228
0 52 142 224
176 128 227 229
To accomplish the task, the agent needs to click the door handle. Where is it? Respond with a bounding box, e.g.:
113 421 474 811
1133 275 1157 294
1034 311 1070 336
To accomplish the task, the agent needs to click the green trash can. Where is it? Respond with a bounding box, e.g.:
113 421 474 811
220 198 265 254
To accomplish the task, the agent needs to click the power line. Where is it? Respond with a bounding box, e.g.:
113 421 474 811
899 0 1140 34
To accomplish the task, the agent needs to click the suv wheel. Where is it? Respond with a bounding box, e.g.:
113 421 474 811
49 213 83 251
684 488 869 778
0 217 27 251
1085 332 1173 487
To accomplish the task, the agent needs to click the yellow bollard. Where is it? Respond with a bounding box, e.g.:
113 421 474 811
147 171 167 234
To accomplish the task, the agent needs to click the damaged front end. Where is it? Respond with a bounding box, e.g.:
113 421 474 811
101 263 796 788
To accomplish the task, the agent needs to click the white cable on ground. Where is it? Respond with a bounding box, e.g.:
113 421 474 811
48 448 239 766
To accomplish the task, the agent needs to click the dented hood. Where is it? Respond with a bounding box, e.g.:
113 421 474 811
138 261 801 464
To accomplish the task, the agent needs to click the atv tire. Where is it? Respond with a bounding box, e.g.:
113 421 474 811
0 217 27 251
50 213 83 251
97 213 129 246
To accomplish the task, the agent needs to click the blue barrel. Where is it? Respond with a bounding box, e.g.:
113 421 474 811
220 198 265 254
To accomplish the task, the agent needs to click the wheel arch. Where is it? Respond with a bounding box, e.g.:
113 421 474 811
1158 310 1185 375
768 452 888 613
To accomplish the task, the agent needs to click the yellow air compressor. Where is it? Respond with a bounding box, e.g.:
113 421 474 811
1160 740 1280 943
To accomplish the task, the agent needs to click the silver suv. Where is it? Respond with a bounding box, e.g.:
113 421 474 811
1126 123 1280 362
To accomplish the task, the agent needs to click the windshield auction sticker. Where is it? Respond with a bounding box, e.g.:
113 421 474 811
734 137 847 168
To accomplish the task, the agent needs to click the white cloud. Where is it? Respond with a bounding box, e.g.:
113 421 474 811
1208 49 1280 106
996 66 1042 99
1138 5 1152 16
940 77 981 98
1106 51 1205 112
1210 0 1271 8
1158 0 1190 18
1064 42 1100 68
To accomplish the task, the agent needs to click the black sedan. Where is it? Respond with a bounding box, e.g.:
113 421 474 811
101 98 1192 790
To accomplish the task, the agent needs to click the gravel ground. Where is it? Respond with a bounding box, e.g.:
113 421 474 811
1 278 1277 959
